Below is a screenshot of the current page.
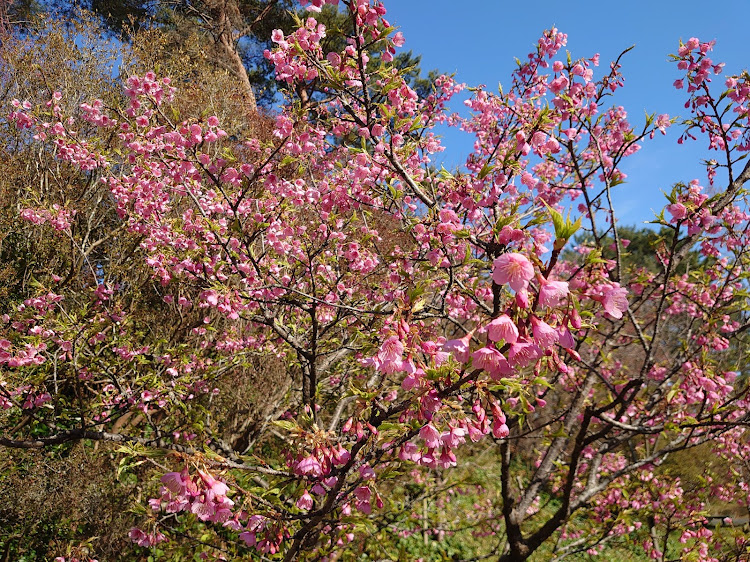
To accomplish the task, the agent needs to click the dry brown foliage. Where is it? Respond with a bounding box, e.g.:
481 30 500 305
0 10 289 560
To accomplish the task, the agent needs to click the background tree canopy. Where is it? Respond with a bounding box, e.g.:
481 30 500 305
5 0 437 108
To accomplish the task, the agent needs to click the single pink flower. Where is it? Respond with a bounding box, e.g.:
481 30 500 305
667 202 688 221
438 448 457 468
419 423 441 449
538 279 569 308
296 489 314 510
558 326 575 349
549 75 569 94
296 454 323 477
191 499 216 521
443 333 472 363
354 486 372 514
378 335 403 362
376 335 404 373
531 316 559 350
493 253 534 292
602 283 629 319
490 402 506 424
441 425 467 448
492 421 510 439
486 315 519 344
472 346 505 372
399 441 421 462
331 444 351 466
161 471 186 495
199 470 228 497
508 339 542 367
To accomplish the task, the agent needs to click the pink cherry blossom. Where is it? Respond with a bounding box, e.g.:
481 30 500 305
492 421 510 439
354 486 372 514
538 279 570 308
375 335 404 373
471 346 505 372
508 340 542 367
486 314 519 344
667 202 688 221
296 455 324 477
419 423 441 449
442 333 472 363
296 489 314 510
492 253 535 292
531 316 559 349
161 471 187 495
602 283 629 319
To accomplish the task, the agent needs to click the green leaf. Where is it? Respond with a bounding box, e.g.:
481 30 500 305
477 163 496 180
272 419 299 433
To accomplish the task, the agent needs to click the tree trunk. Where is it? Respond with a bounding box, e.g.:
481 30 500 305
213 0 257 113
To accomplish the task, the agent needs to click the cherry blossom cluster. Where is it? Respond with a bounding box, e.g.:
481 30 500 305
148 468 235 525
266 18 327 84
672 36 750 182
20 205 75 231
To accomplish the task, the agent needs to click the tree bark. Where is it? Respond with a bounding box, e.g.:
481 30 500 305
213 0 257 113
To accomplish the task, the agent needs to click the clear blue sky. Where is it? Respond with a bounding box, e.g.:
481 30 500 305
384 1 748 225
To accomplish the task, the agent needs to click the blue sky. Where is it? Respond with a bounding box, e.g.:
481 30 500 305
384 1 748 225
